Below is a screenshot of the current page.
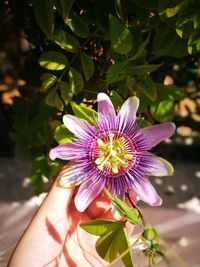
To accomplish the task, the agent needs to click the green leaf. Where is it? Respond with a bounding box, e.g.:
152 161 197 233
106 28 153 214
129 64 161 75
153 25 188 58
30 155 51 195
54 124 74 144
95 223 134 267
118 227 134 267
68 12 89 38
41 73 57 91
80 220 117 236
165 85 186 100
109 15 133 55
55 0 75 23
130 33 150 61
156 84 186 100
126 76 136 89
110 90 123 110
53 30 80 52
95 222 124 262
33 0 54 36
150 98 175 122
131 0 159 10
106 62 126 85
136 92 150 113
138 76 157 101
137 118 152 128
70 101 97 124
69 67 84 94
104 189 140 225
59 81 73 104
38 51 68 70
158 0 182 13
80 52 94 81
45 89 64 110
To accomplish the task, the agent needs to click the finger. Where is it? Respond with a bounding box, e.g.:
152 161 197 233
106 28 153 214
8 164 75 267
86 193 111 219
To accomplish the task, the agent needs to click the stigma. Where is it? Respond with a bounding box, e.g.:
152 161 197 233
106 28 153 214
95 132 133 174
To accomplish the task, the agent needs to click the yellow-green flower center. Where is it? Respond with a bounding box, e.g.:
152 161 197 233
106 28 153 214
95 133 133 174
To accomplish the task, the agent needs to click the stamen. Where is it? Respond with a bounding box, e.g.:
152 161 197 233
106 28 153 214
124 154 133 160
110 161 119 173
97 154 110 170
95 132 133 174
95 156 106 165
97 139 107 151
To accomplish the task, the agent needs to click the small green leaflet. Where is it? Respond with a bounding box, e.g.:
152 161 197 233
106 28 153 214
53 30 80 53
68 67 84 94
110 90 123 110
80 220 118 236
95 222 134 267
38 51 68 71
109 15 133 55
40 73 57 91
104 189 140 225
130 33 150 61
70 101 97 124
80 220 134 267
150 98 175 122
33 0 54 37
59 81 73 105
137 76 157 101
106 62 126 85
80 52 94 81
54 124 74 144
129 64 162 75
54 0 75 23
156 84 186 100
68 12 89 38
45 89 64 110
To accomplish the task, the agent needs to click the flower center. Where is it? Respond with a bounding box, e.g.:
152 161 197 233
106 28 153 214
95 132 133 174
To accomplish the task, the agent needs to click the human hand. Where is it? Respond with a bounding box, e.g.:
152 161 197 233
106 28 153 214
8 164 116 267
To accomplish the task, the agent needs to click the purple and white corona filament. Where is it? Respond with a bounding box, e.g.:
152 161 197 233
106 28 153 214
49 93 175 212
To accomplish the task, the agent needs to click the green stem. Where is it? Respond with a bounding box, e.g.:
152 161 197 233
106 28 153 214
125 192 146 226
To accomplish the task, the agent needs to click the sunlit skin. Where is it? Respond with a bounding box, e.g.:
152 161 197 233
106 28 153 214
8 164 136 267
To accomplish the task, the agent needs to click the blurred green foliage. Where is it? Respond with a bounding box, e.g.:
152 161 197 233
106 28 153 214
2 0 200 193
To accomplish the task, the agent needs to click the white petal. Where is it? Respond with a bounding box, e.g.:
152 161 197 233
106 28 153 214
132 176 162 206
118 96 139 131
59 164 85 187
63 115 90 139
97 93 116 121
75 178 105 212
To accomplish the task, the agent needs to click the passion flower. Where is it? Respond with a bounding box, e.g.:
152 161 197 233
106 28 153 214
50 93 175 212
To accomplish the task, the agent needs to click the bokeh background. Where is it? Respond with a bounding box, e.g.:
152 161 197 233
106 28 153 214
0 0 200 266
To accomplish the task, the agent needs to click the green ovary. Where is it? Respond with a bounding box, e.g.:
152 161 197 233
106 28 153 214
95 132 133 174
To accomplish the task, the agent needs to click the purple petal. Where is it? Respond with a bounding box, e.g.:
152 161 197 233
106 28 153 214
142 154 174 177
97 93 116 122
132 176 162 206
75 177 105 212
49 143 84 160
117 96 139 132
137 122 176 150
63 115 94 139
59 164 85 187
